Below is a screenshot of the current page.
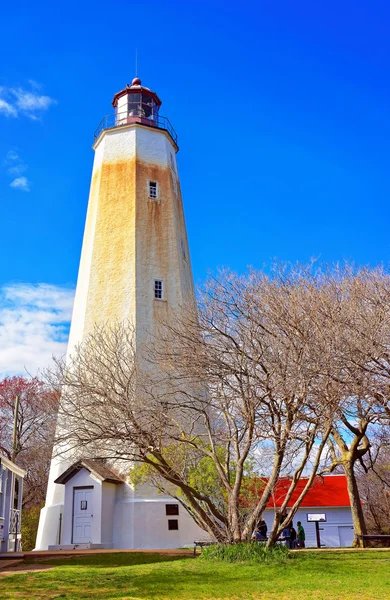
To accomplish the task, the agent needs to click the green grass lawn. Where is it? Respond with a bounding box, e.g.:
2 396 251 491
1 549 390 600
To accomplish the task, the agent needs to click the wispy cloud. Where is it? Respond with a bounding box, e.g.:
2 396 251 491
5 150 19 161
28 79 42 90
10 176 30 191
7 164 27 176
0 81 57 120
0 98 18 117
0 283 75 377
4 150 30 191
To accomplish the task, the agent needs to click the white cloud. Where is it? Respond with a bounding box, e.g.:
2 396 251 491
0 283 75 377
10 176 30 191
28 79 42 90
7 164 27 176
5 150 19 161
11 88 57 116
0 82 57 119
4 150 29 186
0 98 17 117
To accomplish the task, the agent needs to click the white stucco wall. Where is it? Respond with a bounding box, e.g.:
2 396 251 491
101 482 116 546
37 118 198 550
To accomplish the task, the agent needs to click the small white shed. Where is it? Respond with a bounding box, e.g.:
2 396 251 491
0 455 26 553
46 458 205 550
52 459 124 549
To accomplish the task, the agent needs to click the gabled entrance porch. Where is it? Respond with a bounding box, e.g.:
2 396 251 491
48 459 124 551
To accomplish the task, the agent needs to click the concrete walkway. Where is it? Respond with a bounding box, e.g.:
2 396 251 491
0 559 23 571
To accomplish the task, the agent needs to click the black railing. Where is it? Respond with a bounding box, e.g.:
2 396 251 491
94 110 178 147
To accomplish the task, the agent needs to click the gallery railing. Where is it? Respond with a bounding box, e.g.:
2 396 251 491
94 110 178 147
9 508 20 534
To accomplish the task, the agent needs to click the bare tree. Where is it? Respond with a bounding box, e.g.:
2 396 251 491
357 429 390 534
51 264 390 546
313 266 390 545
0 376 59 508
151 270 339 545
52 267 339 544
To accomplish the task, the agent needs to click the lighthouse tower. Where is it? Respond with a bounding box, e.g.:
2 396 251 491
35 78 204 550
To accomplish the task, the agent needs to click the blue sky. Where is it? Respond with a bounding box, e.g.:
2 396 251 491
1 0 389 374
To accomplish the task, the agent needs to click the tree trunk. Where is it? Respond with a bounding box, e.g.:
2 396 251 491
266 512 283 548
344 460 367 547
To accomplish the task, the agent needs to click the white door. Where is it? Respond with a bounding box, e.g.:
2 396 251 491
72 488 93 544
339 526 354 547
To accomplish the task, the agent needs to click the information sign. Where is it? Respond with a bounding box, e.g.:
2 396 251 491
307 513 327 522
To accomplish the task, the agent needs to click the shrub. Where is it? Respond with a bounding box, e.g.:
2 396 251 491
198 542 291 564
21 506 41 551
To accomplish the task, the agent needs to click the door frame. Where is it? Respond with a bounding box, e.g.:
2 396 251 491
71 486 94 544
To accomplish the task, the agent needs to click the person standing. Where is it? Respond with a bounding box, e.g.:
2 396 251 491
297 521 306 548
289 523 297 549
257 519 268 539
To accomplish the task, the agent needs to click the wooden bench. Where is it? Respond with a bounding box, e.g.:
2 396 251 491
357 534 390 548
254 536 291 544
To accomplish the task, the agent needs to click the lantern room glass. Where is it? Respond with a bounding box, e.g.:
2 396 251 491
127 92 159 121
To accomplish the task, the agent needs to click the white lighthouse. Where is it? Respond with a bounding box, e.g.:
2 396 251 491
35 78 205 550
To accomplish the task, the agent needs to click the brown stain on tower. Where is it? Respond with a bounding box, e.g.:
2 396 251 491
135 160 177 331
83 157 137 336
81 134 193 342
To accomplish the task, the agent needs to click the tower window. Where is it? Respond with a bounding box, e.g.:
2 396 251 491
168 519 179 531
149 181 158 199
154 279 163 300
166 504 179 516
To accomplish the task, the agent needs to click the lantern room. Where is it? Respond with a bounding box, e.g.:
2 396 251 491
112 77 162 124
94 77 178 150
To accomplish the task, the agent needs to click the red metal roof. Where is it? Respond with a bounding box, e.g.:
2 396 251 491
266 475 350 508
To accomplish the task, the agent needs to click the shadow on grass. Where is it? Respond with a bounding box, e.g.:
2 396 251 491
26 552 193 568
0 561 266 600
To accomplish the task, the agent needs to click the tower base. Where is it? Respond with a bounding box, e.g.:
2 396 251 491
35 463 207 550
35 504 63 551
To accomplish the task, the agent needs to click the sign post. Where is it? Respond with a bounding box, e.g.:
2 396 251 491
307 513 327 549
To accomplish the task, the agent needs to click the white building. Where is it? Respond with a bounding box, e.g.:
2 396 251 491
0 455 26 553
46 459 201 550
35 77 205 550
263 474 354 548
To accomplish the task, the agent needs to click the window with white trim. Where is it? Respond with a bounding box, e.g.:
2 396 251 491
149 181 158 199
154 279 163 300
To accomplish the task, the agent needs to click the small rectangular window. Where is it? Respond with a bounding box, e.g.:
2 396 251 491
154 280 163 300
149 181 158 199
166 504 179 516
168 519 179 530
